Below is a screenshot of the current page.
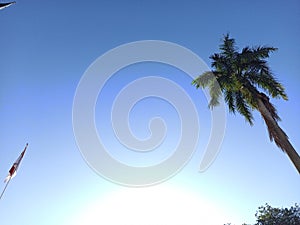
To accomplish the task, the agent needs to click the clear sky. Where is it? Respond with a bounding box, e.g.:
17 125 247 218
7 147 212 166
0 0 299 225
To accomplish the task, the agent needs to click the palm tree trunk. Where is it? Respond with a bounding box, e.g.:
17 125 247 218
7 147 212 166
257 97 300 174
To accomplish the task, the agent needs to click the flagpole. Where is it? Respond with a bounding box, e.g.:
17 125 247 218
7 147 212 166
0 177 12 200
0 143 28 201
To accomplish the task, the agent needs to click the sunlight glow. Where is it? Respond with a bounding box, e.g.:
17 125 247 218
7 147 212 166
65 185 235 225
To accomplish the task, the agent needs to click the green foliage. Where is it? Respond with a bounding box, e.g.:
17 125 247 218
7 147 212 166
192 34 288 125
255 203 300 225
224 203 300 225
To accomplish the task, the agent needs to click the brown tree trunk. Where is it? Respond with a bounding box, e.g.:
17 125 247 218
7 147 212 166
257 97 300 174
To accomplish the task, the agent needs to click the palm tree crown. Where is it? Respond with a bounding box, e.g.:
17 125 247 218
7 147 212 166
193 34 286 124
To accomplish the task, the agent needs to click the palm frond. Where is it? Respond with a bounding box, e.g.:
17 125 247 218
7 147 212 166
210 54 231 72
208 79 222 108
235 91 254 125
219 33 237 57
251 46 278 59
192 71 215 89
247 69 288 100
258 71 288 100
224 90 236 113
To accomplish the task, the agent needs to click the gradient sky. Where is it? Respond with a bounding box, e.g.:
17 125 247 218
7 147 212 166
0 1 299 225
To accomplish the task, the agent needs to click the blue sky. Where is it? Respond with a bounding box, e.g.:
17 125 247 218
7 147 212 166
0 0 299 224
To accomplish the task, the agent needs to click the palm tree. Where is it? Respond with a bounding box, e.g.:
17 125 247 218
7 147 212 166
192 34 300 173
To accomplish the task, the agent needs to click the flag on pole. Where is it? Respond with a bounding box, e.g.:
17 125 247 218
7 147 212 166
4 143 28 183
0 1 16 10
